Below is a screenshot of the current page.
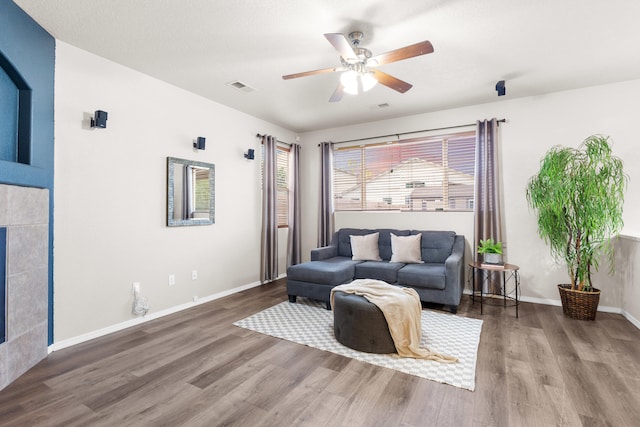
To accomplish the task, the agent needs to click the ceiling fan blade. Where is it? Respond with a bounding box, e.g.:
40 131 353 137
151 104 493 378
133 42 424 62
368 40 434 66
329 84 344 103
324 33 357 61
373 69 413 93
282 66 344 80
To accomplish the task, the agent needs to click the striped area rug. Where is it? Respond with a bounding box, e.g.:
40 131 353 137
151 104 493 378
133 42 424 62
233 298 482 391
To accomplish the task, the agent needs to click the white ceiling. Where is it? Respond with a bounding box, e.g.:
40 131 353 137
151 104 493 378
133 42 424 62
13 0 640 132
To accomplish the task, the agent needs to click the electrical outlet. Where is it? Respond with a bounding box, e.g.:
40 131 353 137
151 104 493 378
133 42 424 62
193 295 199 303
192 270 198 280
132 282 140 295
168 274 175 286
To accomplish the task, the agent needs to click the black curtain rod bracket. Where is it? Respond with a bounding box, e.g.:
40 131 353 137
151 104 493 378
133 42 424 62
256 133 292 146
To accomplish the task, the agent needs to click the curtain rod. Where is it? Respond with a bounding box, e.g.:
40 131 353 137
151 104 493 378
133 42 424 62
256 133 292 147
323 119 506 146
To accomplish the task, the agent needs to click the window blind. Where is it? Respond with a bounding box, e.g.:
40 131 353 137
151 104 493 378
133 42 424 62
276 147 289 227
333 131 476 212
261 144 290 227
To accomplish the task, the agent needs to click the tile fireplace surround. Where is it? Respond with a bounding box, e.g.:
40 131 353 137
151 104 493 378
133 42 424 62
0 184 49 391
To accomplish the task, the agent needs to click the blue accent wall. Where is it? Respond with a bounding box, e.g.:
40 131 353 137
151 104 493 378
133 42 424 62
0 227 6 344
0 66 19 162
0 0 55 344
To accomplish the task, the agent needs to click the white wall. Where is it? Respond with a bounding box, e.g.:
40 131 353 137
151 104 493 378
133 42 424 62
53 39 640 342
300 79 640 322
617 236 640 327
53 41 295 342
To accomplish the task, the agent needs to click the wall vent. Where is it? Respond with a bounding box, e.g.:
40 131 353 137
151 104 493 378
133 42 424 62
226 80 256 93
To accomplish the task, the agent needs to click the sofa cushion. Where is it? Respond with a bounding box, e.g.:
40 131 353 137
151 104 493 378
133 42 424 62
350 232 382 261
390 233 424 264
355 261 404 283
413 230 456 263
397 263 446 290
287 257 359 285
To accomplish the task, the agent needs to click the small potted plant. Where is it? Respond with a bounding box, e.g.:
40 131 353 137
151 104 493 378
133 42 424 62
526 135 627 320
477 238 503 265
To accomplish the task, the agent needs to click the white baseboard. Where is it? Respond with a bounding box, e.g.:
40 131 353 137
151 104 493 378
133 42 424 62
51 277 638 353
520 295 624 314
464 289 624 314
521 294 640 328
463 288 635 320
48 279 266 353
622 310 640 329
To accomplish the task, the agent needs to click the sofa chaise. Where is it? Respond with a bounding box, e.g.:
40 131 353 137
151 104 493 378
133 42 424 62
286 228 465 313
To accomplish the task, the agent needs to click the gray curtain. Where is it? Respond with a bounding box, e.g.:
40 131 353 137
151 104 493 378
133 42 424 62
287 144 301 266
318 141 334 247
261 135 278 282
474 118 503 292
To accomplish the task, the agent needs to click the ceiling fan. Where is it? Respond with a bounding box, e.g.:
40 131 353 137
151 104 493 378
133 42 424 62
282 31 434 102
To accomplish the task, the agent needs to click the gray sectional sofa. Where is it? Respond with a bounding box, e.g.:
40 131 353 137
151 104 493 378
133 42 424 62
286 228 465 313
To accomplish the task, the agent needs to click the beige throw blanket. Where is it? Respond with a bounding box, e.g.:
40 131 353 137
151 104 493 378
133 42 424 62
331 279 457 363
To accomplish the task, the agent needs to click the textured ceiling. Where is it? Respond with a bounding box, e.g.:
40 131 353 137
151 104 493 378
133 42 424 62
13 0 640 132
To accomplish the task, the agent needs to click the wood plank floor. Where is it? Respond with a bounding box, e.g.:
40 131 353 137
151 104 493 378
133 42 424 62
1 278 639 426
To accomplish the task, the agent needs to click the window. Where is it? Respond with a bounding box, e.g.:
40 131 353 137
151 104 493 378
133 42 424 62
192 167 211 213
405 181 426 188
262 144 290 227
333 131 476 212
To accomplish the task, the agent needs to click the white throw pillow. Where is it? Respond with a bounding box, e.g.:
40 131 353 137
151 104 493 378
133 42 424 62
390 233 424 263
350 233 382 261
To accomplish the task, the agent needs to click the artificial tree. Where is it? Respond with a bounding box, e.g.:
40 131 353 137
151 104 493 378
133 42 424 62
526 135 626 317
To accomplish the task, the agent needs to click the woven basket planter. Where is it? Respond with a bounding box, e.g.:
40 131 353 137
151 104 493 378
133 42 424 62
557 284 600 320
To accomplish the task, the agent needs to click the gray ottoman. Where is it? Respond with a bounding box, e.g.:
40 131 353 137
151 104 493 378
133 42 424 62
332 291 396 354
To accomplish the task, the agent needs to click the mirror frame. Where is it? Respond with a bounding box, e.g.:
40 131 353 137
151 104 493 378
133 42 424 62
167 156 215 227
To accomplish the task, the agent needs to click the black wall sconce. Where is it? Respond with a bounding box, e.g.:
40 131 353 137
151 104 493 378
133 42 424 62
193 136 206 150
495 80 506 96
244 149 255 160
90 110 108 128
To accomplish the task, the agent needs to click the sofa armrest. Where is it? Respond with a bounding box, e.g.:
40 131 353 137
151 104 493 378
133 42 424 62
311 245 338 261
444 235 465 298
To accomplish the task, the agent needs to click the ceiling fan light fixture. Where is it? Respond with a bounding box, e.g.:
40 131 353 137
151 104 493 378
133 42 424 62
283 31 432 101
361 72 377 92
340 70 377 95
340 70 359 94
